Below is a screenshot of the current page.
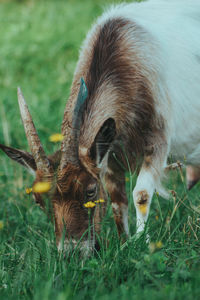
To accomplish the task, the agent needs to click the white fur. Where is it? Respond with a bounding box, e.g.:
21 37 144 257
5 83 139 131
133 170 155 233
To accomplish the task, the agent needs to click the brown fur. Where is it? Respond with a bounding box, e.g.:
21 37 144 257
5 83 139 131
111 202 124 235
186 165 200 190
136 190 149 206
62 18 159 172
106 172 128 235
79 19 156 169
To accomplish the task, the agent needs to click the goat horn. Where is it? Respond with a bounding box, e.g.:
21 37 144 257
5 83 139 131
59 78 88 170
17 87 50 173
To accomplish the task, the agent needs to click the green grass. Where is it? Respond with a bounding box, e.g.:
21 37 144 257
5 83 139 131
0 0 200 299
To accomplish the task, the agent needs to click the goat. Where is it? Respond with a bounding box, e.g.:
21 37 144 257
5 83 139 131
1 0 200 251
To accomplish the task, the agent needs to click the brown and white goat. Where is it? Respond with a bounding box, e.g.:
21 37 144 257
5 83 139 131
1 0 200 250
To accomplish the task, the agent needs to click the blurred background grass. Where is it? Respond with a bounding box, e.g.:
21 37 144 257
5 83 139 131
0 0 106 149
0 1 200 300
0 0 131 151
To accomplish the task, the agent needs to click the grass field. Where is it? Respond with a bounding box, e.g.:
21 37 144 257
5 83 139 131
0 0 200 299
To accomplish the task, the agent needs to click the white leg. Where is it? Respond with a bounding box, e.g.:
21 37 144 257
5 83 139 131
133 143 169 235
133 169 155 234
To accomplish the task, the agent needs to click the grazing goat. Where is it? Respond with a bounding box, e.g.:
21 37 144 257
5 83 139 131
1 0 200 251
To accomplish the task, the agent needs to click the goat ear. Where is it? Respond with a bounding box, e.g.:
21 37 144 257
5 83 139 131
0 144 37 174
90 118 116 165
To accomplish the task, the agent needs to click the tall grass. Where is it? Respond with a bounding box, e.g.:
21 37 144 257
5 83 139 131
0 1 200 299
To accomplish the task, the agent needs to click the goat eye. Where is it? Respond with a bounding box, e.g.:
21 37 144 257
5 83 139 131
86 187 97 198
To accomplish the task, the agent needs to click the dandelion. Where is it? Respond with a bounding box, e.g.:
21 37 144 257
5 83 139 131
0 221 4 230
26 187 32 194
84 201 96 248
155 215 159 221
95 199 105 203
155 241 163 248
49 133 64 142
125 177 130 182
149 240 163 253
84 201 96 208
33 181 51 193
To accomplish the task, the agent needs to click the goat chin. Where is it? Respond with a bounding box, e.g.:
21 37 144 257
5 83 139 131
57 239 96 256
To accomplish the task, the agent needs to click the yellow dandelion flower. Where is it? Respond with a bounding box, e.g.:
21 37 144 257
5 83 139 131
95 199 105 203
125 177 130 182
33 182 51 193
149 241 163 253
0 221 4 230
26 187 32 194
155 215 159 221
49 133 64 142
155 241 163 249
84 201 96 208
